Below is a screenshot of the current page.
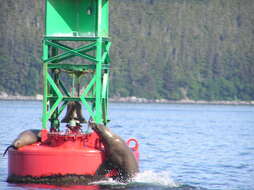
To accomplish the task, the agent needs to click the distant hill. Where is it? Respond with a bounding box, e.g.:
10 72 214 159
0 0 253 101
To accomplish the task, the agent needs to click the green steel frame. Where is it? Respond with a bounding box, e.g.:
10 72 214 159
42 0 110 130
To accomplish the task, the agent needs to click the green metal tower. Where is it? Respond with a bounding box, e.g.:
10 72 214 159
42 0 111 131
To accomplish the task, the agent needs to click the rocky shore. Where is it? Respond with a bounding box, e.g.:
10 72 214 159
109 96 254 105
0 92 253 105
0 92 43 101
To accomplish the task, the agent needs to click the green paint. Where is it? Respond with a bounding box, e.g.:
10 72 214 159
46 0 108 37
46 73 63 120
42 0 110 130
95 38 103 123
45 40 97 62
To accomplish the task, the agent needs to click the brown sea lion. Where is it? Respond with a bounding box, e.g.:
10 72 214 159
3 129 41 156
61 101 86 124
90 123 139 181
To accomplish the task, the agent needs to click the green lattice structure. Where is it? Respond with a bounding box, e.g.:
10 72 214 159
42 0 110 130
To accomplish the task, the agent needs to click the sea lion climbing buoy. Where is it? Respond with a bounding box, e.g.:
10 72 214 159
90 122 139 181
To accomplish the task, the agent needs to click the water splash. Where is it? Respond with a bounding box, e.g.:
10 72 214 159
90 170 179 188
90 178 126 186
133 170 179 187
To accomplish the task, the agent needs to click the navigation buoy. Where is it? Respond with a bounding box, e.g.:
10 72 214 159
8 129 139 184
7 0 139 184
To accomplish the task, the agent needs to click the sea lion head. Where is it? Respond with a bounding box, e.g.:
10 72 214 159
90 123 105 134
2 138 22 157
13 139 23 149
13 129 41 149
90 123 114 140
2 129 41 157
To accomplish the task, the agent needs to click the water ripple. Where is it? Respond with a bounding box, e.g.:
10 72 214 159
1 102 254 190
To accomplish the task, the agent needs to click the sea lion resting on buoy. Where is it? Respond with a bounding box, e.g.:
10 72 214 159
3 129 41 156
90 123 139 181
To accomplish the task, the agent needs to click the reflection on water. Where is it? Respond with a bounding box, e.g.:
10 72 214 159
0 101 254 190
12 174 195 190
17 184 101 190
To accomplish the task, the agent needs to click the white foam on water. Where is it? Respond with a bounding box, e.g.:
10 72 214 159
89 178 126 186
89 170 179 188
132 170 179 187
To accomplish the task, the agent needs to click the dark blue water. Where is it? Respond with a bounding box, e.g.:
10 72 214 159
0 101 253 190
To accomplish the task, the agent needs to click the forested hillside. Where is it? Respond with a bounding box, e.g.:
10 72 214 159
0 0 254 100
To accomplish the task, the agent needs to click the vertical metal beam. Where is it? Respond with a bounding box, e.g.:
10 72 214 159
102 72 109 125
42 41 49 129
50 45 60 131
97 0 102 36
95 37 103 123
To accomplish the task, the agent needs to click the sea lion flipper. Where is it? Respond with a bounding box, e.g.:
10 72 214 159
95 160 115 176
91 123 139 181
2 145 15 157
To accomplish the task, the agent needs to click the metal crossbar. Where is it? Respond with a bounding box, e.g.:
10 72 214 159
42 0 110 130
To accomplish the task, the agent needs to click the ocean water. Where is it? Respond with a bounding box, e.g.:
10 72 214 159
0 101 253 190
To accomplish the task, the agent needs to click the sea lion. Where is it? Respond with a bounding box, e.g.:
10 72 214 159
61 101 86 124
3 129 41 156
90 123 139 181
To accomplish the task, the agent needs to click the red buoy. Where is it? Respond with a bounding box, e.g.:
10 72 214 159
7 129 139 184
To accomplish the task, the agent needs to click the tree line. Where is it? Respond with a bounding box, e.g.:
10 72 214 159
0 0 253 100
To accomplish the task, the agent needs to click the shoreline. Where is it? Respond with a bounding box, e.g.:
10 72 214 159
0 94 253 105
110 97 254 105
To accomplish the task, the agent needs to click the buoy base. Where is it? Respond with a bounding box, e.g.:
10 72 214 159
7 174 106 185
8 131 108 178
8 129 139 185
